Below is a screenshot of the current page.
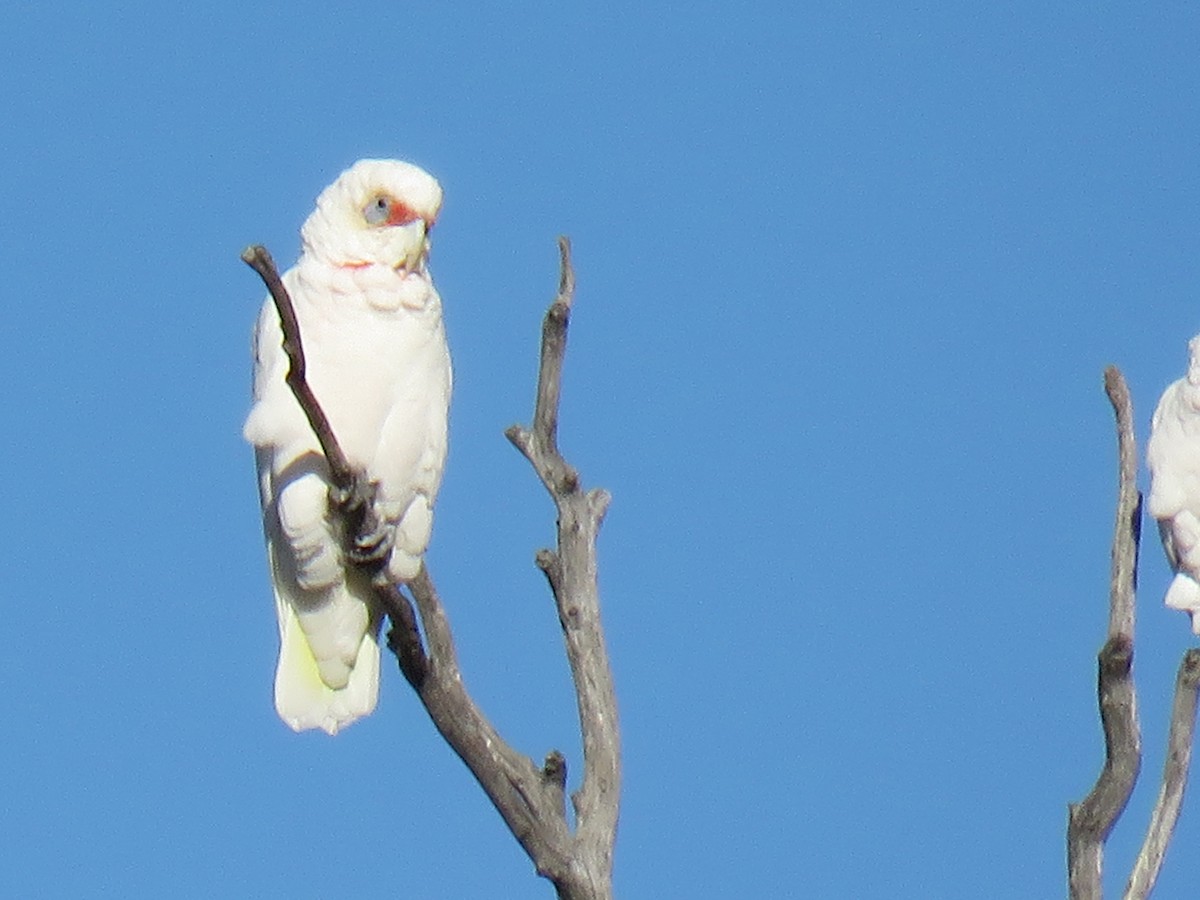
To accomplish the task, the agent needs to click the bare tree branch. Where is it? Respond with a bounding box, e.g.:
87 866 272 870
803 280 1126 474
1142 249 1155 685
506 237 621 895
1104 367 1140 645
240 245 354 489
242 237 620 900
403 567 576 879
1068 366 1143 900
1124 648 1200 899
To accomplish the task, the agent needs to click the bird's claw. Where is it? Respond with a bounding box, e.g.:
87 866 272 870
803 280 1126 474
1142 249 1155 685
329 477 394 576
328 478 371 517
347 516 395 571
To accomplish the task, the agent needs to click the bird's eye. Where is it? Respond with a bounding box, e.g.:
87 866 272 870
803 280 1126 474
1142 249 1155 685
364 195 392 225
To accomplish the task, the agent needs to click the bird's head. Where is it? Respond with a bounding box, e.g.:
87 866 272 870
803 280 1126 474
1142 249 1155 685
300 159 443 275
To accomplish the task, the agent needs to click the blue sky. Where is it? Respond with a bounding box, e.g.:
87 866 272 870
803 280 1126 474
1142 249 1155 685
1 2 1198 897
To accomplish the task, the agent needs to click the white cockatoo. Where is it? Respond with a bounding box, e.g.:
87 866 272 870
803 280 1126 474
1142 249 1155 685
243 159 452 734
1148 334 1200 635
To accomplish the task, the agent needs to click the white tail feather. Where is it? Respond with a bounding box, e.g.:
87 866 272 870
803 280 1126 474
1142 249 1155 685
273 584 381 735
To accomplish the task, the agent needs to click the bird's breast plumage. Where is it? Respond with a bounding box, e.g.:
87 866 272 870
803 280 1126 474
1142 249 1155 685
283 257 450 478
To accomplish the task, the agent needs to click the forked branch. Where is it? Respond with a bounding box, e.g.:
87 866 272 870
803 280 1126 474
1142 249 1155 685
506 238 621 894
242 237 619 900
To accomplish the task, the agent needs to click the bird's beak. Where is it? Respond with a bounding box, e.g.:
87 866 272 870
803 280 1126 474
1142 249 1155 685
394 219 430 275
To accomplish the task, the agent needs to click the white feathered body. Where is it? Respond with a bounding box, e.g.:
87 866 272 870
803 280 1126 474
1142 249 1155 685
244 160 451 733
1148 335 1200 634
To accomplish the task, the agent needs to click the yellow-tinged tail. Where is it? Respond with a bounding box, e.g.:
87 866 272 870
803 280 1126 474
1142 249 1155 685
272 582 382 735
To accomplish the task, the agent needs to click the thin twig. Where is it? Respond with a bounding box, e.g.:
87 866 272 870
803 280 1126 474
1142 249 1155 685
1067 366 1143 900
506 238 581 496
240 245 354 490
1124 648 1200 899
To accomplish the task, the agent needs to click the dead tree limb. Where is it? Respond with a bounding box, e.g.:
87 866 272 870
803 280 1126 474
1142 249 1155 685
506 237 620 895
1067 366 1143 899
242 238 619 900
240 246 354 488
